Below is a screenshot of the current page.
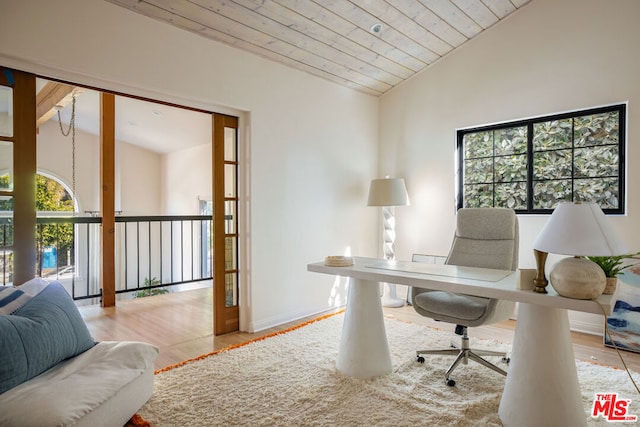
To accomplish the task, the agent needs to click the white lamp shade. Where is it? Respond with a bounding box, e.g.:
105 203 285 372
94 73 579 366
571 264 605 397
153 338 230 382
533 202 628 256
367 178 410 207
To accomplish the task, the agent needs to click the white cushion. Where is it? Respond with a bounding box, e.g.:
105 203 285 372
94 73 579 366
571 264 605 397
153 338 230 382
18 278 49 297
0 341 158 427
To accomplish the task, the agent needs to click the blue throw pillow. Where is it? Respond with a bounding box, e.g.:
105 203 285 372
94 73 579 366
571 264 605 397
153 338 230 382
0 282 96 394
0 287 31 315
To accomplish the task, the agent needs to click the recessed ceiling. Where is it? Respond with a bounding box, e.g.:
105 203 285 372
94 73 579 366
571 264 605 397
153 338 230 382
106 0 532 96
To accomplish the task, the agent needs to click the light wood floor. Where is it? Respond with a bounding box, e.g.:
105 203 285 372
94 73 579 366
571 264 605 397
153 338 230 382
79 287 640 374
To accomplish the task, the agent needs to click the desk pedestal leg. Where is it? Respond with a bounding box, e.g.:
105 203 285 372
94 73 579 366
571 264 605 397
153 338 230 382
499 304 586 427
336 278 392 378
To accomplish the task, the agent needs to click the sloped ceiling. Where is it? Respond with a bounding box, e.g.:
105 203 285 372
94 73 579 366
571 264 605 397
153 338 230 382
106 0 532 96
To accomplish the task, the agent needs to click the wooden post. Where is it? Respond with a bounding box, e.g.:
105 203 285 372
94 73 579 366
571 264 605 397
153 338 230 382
12 70 37 285
100 93 116 306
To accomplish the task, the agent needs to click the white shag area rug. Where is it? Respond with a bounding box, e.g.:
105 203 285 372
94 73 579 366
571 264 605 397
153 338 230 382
137 313 639 426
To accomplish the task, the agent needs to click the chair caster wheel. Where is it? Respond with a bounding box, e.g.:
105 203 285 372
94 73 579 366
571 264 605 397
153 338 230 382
417 356 425 363
446 378 456 387
502 357 510 364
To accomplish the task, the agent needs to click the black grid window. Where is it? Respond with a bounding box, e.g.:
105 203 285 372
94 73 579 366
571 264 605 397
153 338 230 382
457 104 625 214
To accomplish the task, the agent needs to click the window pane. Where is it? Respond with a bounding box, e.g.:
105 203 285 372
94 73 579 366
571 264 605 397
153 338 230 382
533 180 572 209
464 158 493 184
0 200 13 255
574 146 618 178
458 104 624 213
495 126 527 156
574 111 619 147
199 200 213 215
464 131 493 158
463 184 493 208
0 213 12 247
0 86 13 138
224 127 236 161
224 201 236 234
0 142 12 191
225 236 236 270
224 164 236 197
0 195 12 212
495 182 527 210
533 149 572 180
35 175 74 212
574 178 618 209
224 273 237 307
495 154 527 182
533 119 572 150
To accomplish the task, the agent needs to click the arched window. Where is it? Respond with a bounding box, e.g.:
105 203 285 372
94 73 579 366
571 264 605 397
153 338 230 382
35 173 75 276
0 172 76 281
0 172 74 214
36 173 74 213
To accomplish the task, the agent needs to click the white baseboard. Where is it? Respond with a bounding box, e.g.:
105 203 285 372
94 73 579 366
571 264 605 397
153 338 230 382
248 306 343 333
569 318 605 336
514 305 604 336
250 303 606 338
511 303 604 336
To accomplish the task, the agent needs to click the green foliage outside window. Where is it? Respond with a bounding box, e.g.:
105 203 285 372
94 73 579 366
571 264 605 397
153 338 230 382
36 175 74 270
0 175 11 210
0 174 75 270
0 175 13 248
458 105 624 213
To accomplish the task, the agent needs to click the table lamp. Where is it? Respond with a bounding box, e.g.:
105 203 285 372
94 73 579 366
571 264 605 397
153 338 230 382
367 177 410 307
532 201 628 299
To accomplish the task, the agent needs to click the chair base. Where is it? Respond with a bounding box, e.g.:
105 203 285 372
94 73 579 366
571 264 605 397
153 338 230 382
416 327 509 386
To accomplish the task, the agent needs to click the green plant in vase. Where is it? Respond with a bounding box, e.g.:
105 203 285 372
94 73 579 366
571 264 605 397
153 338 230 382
587 253 640 295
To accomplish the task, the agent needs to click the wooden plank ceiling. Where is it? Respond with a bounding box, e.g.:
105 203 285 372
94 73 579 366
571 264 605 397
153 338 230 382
106 0 531 96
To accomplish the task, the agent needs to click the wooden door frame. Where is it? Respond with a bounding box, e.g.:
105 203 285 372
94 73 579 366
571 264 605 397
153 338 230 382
213 113 239 335
4 66 242 332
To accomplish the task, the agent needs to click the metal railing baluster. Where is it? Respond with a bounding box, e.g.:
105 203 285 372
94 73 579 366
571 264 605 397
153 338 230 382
0 215 212 302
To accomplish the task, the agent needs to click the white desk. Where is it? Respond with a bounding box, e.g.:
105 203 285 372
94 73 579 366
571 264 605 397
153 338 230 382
308 257 614 427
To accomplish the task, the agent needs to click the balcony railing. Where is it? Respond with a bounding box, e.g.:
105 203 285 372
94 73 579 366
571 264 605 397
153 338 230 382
0 215 213 303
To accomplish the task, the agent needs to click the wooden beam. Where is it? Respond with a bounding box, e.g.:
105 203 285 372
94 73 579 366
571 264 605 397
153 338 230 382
35 82 81 129
100 93 116 307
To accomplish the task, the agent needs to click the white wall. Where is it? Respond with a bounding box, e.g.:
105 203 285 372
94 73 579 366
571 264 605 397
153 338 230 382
0 0 379 331
37 121 100 213
380 0 640 334
161 144 212 215
36 120 162 216
117 141 162 215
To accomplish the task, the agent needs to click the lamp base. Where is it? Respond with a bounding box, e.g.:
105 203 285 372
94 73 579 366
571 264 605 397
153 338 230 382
381 283 405 308
549 257 606 300
533 249 549 293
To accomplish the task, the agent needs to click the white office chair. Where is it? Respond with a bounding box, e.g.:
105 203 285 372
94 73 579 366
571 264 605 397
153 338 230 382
412 208 518 386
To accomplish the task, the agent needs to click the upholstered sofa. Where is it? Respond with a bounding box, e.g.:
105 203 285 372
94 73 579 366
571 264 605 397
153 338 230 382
0 279 158 427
